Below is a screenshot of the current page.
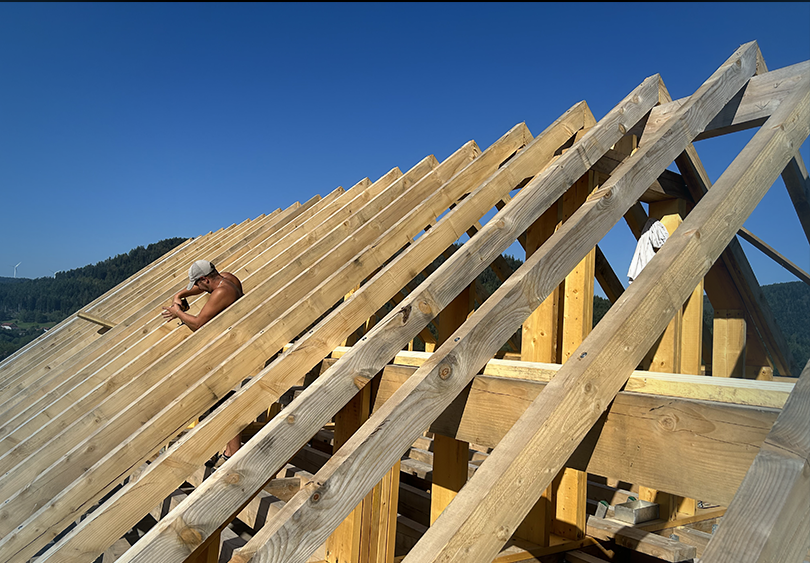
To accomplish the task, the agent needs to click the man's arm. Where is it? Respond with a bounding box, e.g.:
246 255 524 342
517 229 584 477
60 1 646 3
172 286 204 308
162 287 235 332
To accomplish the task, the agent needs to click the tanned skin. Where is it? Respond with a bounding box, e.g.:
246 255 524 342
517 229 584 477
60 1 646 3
161 271 243 331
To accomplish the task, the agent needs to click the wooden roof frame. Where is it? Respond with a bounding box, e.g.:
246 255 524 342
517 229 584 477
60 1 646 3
0 40 807 563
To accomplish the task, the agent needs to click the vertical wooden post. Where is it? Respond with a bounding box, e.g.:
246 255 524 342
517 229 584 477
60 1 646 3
639 198 699 518
327 373 400 563
713 309 747 377
515 201 561 547
551 171 595 542
431 285 472 524
326 383 372 563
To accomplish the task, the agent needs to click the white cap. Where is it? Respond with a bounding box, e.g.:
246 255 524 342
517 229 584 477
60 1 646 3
187 260 214 290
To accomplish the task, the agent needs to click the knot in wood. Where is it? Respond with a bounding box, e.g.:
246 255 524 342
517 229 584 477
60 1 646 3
418 300 432 315
311 492 321 503
178 525 203 547
618 123 627 134
224 472 241 485
495 525 510 541
658 413 678 432
438 364 452 380
286 414 296 425
399 304 411 324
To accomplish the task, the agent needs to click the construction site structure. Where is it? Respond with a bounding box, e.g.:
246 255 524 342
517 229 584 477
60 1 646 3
0 41 808 563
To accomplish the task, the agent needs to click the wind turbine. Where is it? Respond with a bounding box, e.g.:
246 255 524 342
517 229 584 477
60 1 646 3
13 262 21 278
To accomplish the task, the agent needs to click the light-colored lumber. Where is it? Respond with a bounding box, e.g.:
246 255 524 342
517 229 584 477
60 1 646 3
402 42 805 563
357 348 794 408
0 206 288 410
701 360 810 563
76 311 117 330
0 187 355 442
105 105 590 563
713 308 747 378
31 120 543 563
223 71 664 563
431 286 473 525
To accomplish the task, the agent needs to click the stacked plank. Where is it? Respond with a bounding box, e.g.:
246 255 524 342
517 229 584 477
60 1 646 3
1 40 808 563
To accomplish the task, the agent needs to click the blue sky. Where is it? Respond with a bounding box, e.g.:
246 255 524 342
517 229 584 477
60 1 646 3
1 3 808 293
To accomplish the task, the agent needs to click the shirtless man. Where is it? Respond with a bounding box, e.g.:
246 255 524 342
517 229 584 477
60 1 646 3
162 260 244 459
161 260 243 331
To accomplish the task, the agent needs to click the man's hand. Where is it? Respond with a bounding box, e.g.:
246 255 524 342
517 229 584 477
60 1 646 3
161 305 180 322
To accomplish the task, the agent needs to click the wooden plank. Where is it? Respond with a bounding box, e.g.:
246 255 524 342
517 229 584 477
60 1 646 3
737 227 810 286
30 120 546 563
335 348 794 408
98 104 596 563
713 309 747 378
594 245 625 304
400 42 787 563
701 360 810 563
222 70 668 562
432 285 473 525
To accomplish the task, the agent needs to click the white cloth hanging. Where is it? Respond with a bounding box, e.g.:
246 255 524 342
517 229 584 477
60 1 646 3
627 218 669 283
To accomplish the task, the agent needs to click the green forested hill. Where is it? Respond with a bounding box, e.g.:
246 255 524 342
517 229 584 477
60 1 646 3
0 238 185 360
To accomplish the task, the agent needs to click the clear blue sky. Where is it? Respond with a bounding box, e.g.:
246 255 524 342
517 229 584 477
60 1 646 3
1 3 808 292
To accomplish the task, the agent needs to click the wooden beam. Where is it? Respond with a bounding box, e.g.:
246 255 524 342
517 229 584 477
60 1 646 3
432 285 472 524
75 311 116 330
701 361 810 562
586 516 696 562
737 227 810 287
781 154 810 243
